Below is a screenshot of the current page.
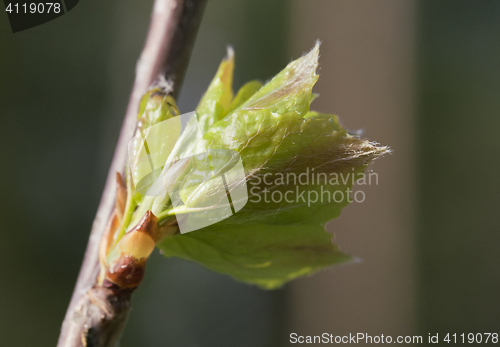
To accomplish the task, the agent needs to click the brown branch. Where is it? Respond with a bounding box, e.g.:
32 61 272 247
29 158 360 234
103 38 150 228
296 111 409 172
57 1 206 346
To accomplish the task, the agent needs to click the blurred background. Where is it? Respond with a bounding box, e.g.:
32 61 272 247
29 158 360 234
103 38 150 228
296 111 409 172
1 0 499 345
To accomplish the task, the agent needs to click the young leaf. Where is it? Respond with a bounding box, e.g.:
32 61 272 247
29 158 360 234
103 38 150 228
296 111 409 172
226 80 263 115
237 42 319 116
195 47 235 134
158 222 351 289
154 43 389 289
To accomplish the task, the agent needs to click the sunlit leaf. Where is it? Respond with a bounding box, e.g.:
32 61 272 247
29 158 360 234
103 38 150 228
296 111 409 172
154 43 388 288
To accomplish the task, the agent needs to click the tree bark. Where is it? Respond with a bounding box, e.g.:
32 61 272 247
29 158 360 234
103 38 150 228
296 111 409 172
57 1 206 346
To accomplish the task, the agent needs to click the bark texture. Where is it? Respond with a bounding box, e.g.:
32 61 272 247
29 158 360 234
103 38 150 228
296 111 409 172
57 1 206 346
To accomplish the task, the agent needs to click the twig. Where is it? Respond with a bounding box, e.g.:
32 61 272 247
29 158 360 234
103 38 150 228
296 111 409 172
57 1 206 346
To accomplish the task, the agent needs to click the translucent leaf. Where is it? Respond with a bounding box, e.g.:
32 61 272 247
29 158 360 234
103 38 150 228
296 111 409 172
153 44 388 288
195 48 235 134
158 222 351 289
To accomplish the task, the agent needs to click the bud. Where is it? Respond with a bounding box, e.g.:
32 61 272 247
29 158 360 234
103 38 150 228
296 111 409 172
105 211 158 289
137 87 179 128
98 173 128 285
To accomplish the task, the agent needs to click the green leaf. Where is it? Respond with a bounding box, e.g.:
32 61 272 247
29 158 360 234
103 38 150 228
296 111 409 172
129 89 180 200
236 42 319 117
226 80 263 115
155 43 388 289
195 48 235 134
177 44 386 224
125 89 181 235
158 222 351 289
174 44 322 211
